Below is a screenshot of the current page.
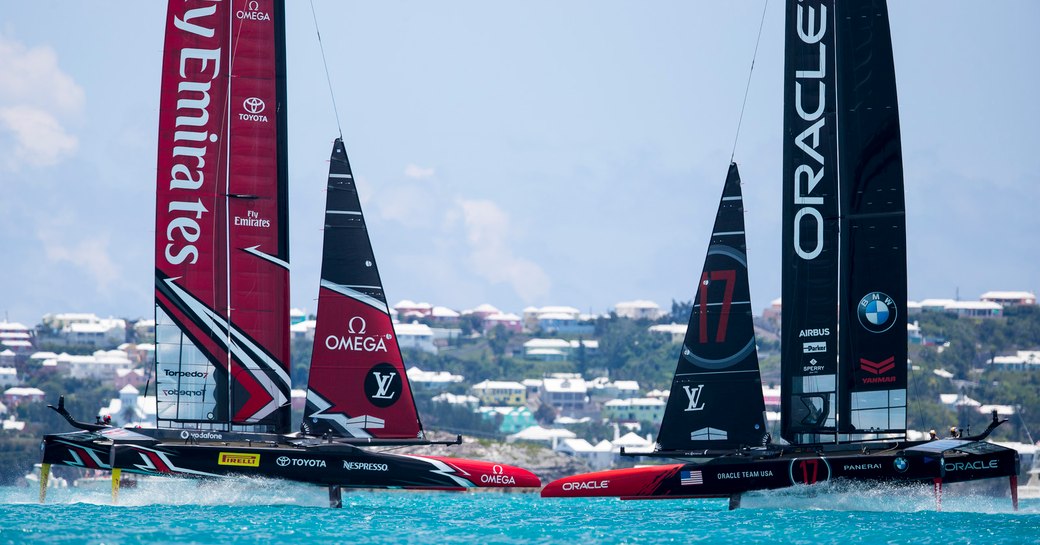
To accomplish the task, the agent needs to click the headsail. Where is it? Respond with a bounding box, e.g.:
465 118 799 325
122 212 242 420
835 0 907 440
154 0 291 432
780 0 840 444
657 164 767 452
303 139 424 439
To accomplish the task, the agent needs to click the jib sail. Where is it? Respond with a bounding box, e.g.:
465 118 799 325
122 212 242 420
303 139 424 439
657 164 768 452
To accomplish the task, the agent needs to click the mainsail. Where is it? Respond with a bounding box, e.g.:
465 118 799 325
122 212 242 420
834 0 907 440
303 139 424 439
657 164 768 452
780 0 840 444
780 0 906 444
154 0 291 432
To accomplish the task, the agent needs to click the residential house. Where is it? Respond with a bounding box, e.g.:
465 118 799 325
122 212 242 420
602 397 666 425
479 406 537 434
394 322 437 354
988 351 1040 371
555 438 614 470
0 365 17 388
484 312 523 334
980 291 1037 307
407 366 463 391
471 380 526 406
648 323 687 343
540 374 588 413
614 300 663 321
99 385 157 426
4 386 45 407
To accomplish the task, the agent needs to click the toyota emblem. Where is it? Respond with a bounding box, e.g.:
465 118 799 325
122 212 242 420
243 97 266 114
276 456 290 467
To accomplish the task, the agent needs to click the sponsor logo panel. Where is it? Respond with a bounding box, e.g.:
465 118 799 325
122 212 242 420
480 464 516 485
325 316 392 353
364 363 402 408
944 460 998 472
802 341 826 353
857 291 898 333
218 452 260 467
276 456 327 468
561 480 609 491
342 461 389 472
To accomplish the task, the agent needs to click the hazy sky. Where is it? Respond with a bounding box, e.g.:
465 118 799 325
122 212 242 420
2 1 1038 326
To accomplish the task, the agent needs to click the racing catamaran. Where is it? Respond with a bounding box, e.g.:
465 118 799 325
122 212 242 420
540 0 1020 509
39 0 538 507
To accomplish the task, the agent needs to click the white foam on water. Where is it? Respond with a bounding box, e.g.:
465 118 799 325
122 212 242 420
737 479 1024 514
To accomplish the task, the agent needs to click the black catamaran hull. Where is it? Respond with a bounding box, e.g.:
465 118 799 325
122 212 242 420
41 429 540 491
540 440 1019 502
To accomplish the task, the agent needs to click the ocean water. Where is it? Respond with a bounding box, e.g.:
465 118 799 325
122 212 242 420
1 479 1037 545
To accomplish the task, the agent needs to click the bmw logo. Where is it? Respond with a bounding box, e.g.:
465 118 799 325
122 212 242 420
857 291 897 333
893 457 908 472
276 456 290 467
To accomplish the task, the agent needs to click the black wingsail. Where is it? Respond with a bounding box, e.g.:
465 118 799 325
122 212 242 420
780 0 841 444
835 0 907 440
657 164 768 452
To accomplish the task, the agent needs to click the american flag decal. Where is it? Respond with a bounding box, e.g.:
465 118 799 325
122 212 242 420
680 470 703 486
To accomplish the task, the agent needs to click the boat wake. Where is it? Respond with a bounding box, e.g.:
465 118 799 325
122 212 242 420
737 479 1028 514
10 477 328 507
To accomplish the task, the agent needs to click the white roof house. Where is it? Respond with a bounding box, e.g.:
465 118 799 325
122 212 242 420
988 350 1040 370
407 366 464 388
393 322 437 354
555 438 615 470
99 385 157 427
506 425 576 448
980 291 1037 306
648 323 687 343
614 300 663 320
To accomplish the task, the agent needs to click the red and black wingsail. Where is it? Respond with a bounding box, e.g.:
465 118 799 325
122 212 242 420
303 139 424 439
779 0 840 444
835 0 907 440
656 164 767 452
154 0 291 432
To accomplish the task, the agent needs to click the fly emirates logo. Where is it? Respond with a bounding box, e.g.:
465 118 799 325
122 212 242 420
163 3 222 266
325 316 391 353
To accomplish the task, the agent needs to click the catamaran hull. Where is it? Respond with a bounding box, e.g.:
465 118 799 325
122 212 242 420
540 441 1019 499
41 430 539 491
109 442 540 489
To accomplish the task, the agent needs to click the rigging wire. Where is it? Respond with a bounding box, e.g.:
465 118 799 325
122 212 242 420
310 0 344 140
730 0 770 163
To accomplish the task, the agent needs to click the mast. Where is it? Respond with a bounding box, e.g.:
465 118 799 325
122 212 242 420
834 0 907 441
779 0 840 445
656 164 767 452
303 139 425 439
154 0 291 433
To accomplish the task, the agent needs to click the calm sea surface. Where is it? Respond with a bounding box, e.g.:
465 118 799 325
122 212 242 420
1 479 1037 545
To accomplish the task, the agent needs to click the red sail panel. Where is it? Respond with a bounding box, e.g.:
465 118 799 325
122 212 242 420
154 0 290 432
154 1 233 426
304 139 423 439
225 0 291 427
